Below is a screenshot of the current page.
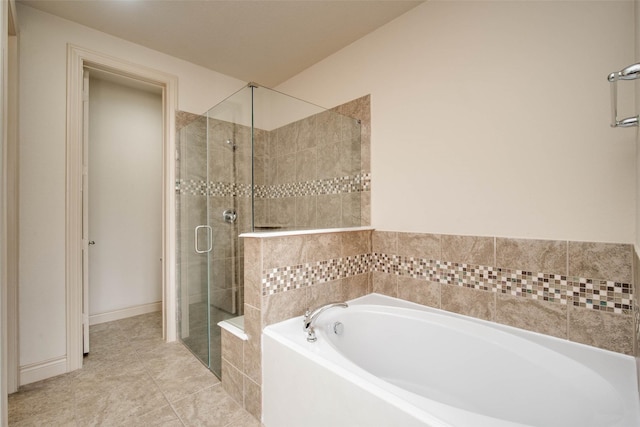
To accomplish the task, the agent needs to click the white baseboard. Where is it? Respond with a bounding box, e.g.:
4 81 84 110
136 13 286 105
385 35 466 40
19 356 67 386
89 301 162 325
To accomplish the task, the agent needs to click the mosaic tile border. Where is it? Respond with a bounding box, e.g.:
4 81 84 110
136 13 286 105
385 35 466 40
255 173 371 198
260 252 633 315
262 254 371 296
371 254 632 314
176 173 371 198
175 180 252 197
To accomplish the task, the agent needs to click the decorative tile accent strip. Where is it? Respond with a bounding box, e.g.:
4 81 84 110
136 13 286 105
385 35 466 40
498 271 568 304
370 253 632 315
175 179 252 197
260 252 632 315
570 278 632 312
262 254 371 296
176 173 370 198
175 179 209 196
255 173 371 199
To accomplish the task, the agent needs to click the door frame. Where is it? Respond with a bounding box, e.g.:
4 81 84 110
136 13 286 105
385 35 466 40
4 0 19 403
65 44 178 371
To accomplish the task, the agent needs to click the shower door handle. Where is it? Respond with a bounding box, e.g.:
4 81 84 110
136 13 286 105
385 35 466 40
194 225 213 254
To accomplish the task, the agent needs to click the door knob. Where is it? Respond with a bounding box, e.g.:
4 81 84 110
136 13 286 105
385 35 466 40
88 241 95 245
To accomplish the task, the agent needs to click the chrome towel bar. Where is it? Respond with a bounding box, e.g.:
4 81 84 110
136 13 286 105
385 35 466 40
608 63 640 128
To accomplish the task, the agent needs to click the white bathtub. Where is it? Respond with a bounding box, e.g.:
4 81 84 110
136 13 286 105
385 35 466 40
263 293 640 427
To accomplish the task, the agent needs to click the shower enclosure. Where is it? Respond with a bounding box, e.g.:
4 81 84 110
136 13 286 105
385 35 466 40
176 83 362 378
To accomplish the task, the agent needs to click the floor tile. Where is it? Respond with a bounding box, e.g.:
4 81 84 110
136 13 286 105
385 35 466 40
8 374 75 424
8 310 259 427
173 385 247 427
226 412 264 427
134 405 184 427
75 372 167 425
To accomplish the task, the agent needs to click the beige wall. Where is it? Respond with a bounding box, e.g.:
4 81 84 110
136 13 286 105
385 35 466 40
277 1 637 244
16 4 244 371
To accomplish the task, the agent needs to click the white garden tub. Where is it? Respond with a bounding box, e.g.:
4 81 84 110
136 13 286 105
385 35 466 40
263 293 640 427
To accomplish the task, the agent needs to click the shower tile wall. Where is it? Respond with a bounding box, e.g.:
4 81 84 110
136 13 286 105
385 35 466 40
253 95 371 230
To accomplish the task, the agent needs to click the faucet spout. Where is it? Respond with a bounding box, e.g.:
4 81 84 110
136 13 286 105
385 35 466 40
302 302 348 342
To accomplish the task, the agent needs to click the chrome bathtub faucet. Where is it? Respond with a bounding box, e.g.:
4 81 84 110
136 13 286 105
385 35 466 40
302 302 348 342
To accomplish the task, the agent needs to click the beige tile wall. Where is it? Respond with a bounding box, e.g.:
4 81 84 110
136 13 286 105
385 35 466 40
219 237 262 420
253 95 371 229
225 229 372 419
231 229 636 421
373 231 635 355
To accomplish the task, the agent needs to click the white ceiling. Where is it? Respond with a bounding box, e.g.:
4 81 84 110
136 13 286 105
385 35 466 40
17 0 424 87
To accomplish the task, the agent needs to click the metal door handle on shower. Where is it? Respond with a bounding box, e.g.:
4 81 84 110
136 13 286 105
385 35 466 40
194 225 213 254
608 62 640 128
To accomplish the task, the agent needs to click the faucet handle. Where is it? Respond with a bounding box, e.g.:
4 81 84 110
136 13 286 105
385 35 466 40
302 302 348 342
302 309 311 331
302 309 318 342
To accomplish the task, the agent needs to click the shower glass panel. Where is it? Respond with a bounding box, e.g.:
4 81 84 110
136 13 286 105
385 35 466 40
176 87 252 378
252 86 362 230
176 84 362 379
176 114 210 365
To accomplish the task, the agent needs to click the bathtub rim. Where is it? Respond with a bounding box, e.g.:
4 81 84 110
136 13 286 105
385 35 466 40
263 293 640 427
239 225 373 239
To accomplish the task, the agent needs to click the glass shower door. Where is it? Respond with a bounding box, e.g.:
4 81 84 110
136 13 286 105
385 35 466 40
177 86 253 378
177 114 211 366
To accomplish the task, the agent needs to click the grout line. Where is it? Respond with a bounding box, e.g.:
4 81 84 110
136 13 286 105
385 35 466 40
493 236 497 267
566 240 569 277
141 369 187 427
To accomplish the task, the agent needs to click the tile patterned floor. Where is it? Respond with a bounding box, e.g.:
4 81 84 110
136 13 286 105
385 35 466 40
8 312 261 426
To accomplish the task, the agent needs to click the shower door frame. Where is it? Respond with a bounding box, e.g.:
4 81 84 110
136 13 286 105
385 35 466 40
65 44 178 373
